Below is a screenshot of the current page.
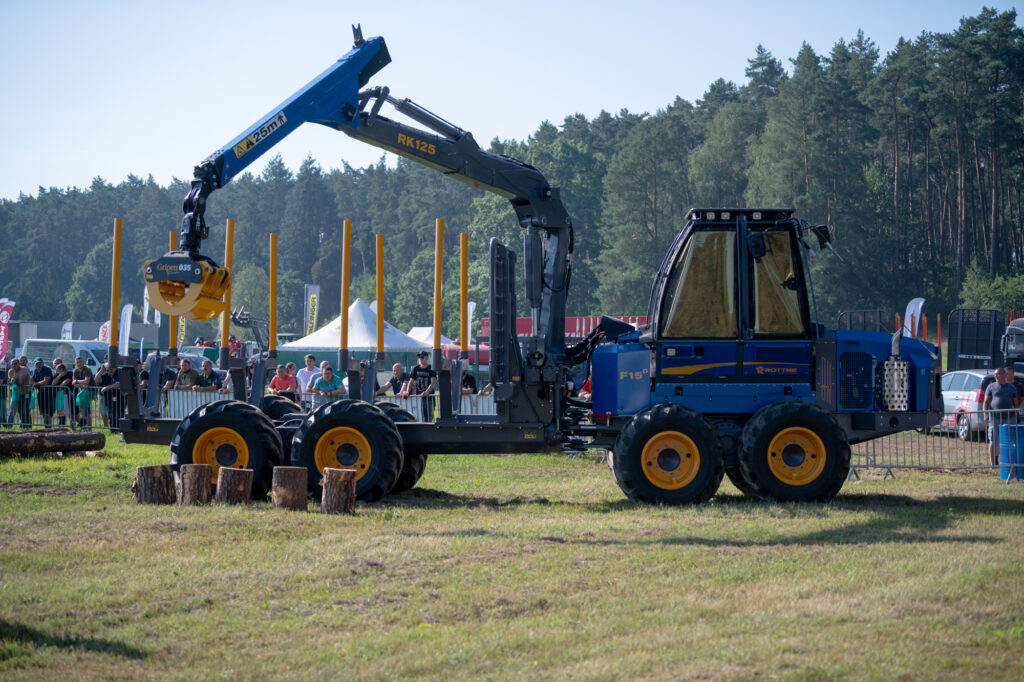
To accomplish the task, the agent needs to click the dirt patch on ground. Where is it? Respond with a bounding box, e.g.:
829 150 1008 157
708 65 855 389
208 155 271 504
0 481 79 496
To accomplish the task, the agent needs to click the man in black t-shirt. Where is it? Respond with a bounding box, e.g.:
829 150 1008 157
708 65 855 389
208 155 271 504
405 351 437 421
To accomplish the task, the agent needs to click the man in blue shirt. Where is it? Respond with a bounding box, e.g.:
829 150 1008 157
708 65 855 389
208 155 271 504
312 365 346 404
31 358 54 426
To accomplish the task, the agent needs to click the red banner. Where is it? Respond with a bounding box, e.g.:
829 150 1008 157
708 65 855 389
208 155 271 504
0 298 15 359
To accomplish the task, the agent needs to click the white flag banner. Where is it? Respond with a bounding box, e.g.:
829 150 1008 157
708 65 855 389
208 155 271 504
61 321 73 340
142 286 151 324
903 298 925 338
466 301 477 341
97 320 111 343
119 304 133 357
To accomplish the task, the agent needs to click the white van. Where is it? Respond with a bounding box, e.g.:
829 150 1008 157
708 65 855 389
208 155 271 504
20 339 108 370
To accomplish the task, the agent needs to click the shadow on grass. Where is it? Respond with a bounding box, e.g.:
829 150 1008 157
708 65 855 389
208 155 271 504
391 489 1022 548
0 620 146 660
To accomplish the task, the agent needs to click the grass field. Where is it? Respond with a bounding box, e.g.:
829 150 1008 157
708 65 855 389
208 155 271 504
2 440 1023 681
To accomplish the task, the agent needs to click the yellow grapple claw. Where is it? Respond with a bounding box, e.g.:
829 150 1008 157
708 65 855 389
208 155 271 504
144 253 231 321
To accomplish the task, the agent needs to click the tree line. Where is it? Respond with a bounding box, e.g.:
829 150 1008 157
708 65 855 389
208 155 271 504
1 8 1021 341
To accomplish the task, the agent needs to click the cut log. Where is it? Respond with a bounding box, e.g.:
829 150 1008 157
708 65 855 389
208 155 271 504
272 466 308 511
214 467 253 504
321 468 356 515
133 465 176 504
0 429 105 457
178 464 213 505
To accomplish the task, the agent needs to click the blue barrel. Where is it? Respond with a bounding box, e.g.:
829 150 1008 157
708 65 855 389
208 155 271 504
997 424 1024 481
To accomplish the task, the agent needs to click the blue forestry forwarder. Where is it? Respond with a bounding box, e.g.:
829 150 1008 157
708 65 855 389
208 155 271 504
121 28 943 504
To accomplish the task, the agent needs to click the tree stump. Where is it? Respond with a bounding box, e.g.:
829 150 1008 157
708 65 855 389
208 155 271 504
178 464 213 505
214 467 253 504
272 466 308 511
321 468 356 514
133 465 176 504
0 429 105 457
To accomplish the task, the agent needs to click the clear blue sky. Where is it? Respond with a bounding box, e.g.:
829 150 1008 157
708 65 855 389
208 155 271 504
0 1 1013 201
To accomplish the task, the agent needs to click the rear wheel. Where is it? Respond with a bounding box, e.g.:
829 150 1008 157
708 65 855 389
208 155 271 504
738 401 849 502
714 420 756 497
291 400 403 502
170 400 283 500
376 402 427 493
260 394 304 421
611 404 723 504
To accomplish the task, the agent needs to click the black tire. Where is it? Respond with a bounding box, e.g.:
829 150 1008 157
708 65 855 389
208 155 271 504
290 399 403 502
738 400 850 503
714 420 757 497
376 401 427 493
260 394 304 421
957 414 972 442
170 400 283 500
611 404 724 504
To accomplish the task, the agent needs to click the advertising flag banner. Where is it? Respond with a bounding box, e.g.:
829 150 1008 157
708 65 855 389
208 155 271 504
177 317 187 348
97 320 111 343
119 304 133 357
304 284 320 336
0 299 15 359
61 321 73 340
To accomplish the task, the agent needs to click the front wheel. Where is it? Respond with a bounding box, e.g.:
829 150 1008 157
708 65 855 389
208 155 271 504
170 400 283 500
290 400 403 502
611 404 723 504
957 414 972 442
738 401 849 503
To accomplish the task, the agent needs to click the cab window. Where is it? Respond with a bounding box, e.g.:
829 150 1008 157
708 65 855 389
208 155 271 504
751 230 807 336
660 230 736 338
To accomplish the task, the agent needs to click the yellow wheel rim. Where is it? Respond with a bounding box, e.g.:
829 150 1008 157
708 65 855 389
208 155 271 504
193 426 249 479
641 430 700 490
314 427 371 481
767 427 826 486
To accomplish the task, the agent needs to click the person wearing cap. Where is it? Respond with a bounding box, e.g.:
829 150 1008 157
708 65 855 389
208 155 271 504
311 365 346 404
31 357 55 426
403 351 437 421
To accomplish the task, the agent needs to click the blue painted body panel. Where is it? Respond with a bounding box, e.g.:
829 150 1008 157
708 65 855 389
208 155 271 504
592 328 938 418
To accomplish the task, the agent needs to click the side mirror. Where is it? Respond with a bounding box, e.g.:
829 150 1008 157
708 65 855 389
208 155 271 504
748 233 766 259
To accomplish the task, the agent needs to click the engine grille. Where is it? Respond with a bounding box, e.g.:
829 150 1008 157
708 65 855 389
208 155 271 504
839 351 874 410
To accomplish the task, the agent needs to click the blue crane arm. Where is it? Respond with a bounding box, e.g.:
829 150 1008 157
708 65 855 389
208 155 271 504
178 30 390 253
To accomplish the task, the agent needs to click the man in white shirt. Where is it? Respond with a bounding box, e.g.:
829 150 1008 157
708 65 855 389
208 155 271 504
295 354 320 410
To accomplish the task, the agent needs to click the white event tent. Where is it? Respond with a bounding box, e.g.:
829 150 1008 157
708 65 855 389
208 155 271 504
282 298 429 352
406 326 454 347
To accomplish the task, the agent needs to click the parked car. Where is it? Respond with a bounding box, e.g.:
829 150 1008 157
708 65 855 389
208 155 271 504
939 369 989 440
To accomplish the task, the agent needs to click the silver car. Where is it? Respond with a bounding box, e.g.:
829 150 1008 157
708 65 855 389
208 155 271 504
939 369 988 441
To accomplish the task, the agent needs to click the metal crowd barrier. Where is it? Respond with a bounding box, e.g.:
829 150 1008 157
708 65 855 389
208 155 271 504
851 408 1019 475
382 393 496 421
0 386 498 433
